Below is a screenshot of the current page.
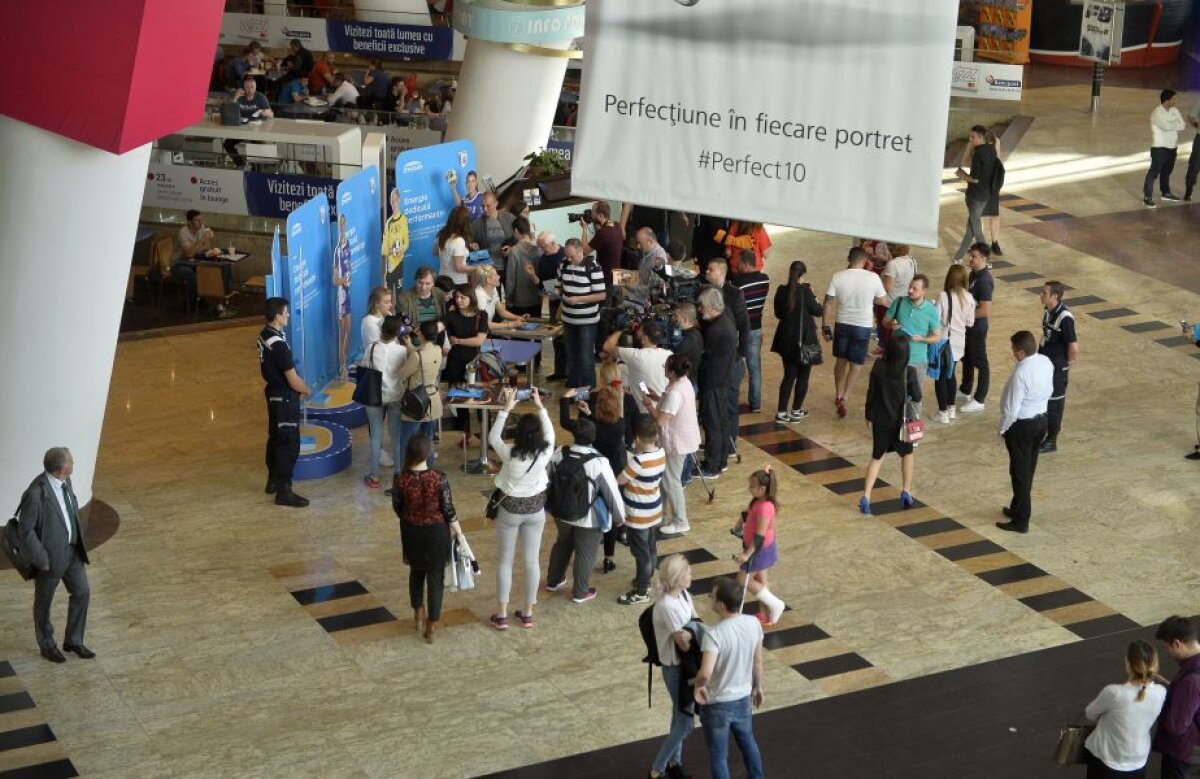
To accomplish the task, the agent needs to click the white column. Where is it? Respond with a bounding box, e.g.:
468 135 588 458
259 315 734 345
0 117 152 506
446 38 570 182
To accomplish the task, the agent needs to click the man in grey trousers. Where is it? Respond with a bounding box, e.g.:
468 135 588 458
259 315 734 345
953 125 997 263
16 447 94 663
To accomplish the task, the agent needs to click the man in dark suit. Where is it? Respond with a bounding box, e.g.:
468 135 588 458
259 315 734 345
16 447 93 663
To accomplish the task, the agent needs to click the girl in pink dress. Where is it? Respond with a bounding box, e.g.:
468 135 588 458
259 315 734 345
733 467 786 625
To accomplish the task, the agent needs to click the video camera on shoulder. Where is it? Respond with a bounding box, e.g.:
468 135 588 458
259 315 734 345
567 210 594 225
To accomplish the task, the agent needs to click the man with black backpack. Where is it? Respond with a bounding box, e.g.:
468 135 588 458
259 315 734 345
544 418 625 603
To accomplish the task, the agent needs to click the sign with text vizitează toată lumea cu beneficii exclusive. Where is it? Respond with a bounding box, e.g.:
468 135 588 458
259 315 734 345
571 0 958 248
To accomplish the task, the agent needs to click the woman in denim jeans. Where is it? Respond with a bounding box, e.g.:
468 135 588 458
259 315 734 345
649 554 700 779
393 320 443 469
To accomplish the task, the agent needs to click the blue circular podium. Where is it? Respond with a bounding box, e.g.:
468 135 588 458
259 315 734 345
294 420 352 481
305 378 367 429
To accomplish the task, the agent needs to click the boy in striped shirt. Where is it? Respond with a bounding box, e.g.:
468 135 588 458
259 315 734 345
617 417 667 605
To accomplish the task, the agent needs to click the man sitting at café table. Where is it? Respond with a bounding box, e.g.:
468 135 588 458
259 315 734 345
223 76 273 168
175 210 233 316
328 72 360 108
309 51 338 95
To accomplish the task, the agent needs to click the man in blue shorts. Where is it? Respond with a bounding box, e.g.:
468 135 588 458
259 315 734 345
822 247 888 418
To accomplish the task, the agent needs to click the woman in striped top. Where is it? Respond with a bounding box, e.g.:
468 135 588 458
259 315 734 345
616 417 667 606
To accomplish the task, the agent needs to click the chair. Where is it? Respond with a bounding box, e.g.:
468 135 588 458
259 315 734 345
196 265 236 319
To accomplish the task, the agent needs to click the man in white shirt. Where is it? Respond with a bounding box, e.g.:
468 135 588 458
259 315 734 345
1143 89 1186 207
822 247 888 418
996 330 1054 533
694 577 765 779
601 322 670 409
328 73 360 107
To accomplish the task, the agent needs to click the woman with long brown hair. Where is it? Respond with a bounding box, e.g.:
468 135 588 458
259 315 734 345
933 264 976 424
769 260 821 422
444 283 488 443
436 206 473 285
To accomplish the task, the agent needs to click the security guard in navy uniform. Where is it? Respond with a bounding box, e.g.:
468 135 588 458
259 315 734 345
1037 280 1078 454
259 296 313 507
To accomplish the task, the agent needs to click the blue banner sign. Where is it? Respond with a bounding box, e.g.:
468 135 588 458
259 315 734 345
336 166 383 365
245 173 340 219
326 20 452 60
452 1 585 46
395 139 477 289
285 196 338 391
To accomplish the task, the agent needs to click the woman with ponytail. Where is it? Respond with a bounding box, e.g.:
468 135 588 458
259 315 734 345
1082 639 1167 777
733 467 785 626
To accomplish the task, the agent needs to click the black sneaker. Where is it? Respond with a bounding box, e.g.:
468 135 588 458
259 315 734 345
990 241 1003 256
1143 198 1157 208
617 590 649 605
1162 192 1181 201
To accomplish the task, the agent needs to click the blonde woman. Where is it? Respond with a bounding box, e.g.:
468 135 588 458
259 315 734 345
1083 640 1166 778
932 264 976 423
360 286 393 352
648 553 701 779
471 264 524 329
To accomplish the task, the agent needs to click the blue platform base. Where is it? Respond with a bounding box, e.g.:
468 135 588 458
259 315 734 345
305 378 367 429
294 420 353 481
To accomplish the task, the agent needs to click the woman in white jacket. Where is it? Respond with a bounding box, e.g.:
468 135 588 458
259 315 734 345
487 388 554 630
1083 639 1166 778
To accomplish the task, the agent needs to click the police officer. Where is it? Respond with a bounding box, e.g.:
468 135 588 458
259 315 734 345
259 297 313 507
1037 280 1078 454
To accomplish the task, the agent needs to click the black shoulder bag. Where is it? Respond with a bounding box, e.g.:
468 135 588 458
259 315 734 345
797 288 823 366
353 343 383 407
400 346 432 419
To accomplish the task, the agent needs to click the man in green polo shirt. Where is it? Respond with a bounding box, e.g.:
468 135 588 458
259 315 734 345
883 274 941 379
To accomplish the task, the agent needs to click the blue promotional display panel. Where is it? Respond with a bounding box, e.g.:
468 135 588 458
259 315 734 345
394 139 477 289
336 166 383 365
285 196 337 393
265 226 284 299
246 173 340 220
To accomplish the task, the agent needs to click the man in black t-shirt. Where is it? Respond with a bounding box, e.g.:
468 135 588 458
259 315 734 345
953 125 997 263
959 242 994 412
1037 280 1078 453
580 201 624 287
258 297 313 507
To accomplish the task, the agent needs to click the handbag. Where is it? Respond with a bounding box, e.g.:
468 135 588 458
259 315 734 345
484 488 505 520
445 536 479 592
796 287 823 366
1052 723 1094 766
2 513 37 581
399 346 432 419
352 343 383 407
899 396 924 443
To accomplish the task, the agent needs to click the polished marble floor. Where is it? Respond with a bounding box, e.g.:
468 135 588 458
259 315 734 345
0 83 1197 778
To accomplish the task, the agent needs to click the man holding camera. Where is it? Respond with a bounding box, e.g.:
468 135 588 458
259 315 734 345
602 321 671 410
579 201 624 288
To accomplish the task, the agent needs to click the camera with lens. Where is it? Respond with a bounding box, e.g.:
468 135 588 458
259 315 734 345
395 313 415 341
567 210 594 225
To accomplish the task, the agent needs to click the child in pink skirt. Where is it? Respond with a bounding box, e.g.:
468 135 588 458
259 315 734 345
734 467 786 625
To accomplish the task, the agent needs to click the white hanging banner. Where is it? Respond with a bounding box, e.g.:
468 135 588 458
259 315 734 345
572 1 958 247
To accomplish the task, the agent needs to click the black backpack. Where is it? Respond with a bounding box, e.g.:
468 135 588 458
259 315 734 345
638 606 660 708
545 447 598 522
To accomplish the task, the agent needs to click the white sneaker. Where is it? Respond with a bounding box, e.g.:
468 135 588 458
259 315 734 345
956 390 971 404
380 451 394 468
658 521 690 536
960 399 986 413
947 406 957 420
933 410 951 425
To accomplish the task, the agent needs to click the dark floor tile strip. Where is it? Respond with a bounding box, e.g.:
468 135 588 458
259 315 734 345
1007 202 1053 212
738 421 780 436
315 607 396 633
897 518 965 539
1064 613 1141 640
740 600 793 617
0 724 56 753
989 259 1016 269
825 478 875 495
868 497 924 516
0 661 13 678
1019 588 1093 612
936 539 1006 562
762 624 830 651
678 548 719 565
996 271 1044 282
792 457 855 475
793 652 873 680
756 438 820 455
688 574 729 596
1156 335 1194 348
1122 321 1172 333
291 580 369 606
1036 212 1075 221
0 759 79 779
1063 295 1105 306
976 562 1048 586
0 692 36 715
1088 307 1138 320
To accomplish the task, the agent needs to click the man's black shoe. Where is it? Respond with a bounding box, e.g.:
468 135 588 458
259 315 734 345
1039 438 1057 454
265 479 278 494
990 241 1003 256
1002 506 1014 519
275 485 310 507
1186 448 1200 460
1162 192 1181 201
41 646 66 663
63 643 95 659
995 521 1028 534
545 373 568 381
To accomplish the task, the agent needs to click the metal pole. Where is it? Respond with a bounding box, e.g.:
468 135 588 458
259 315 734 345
1091 61 1104 114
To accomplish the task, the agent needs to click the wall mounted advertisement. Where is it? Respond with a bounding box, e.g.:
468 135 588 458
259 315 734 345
284 196 337 393
220 12 450 61
949 61 1025 101
1078 1 1126 64
572 1 958 247
144 163 340 219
